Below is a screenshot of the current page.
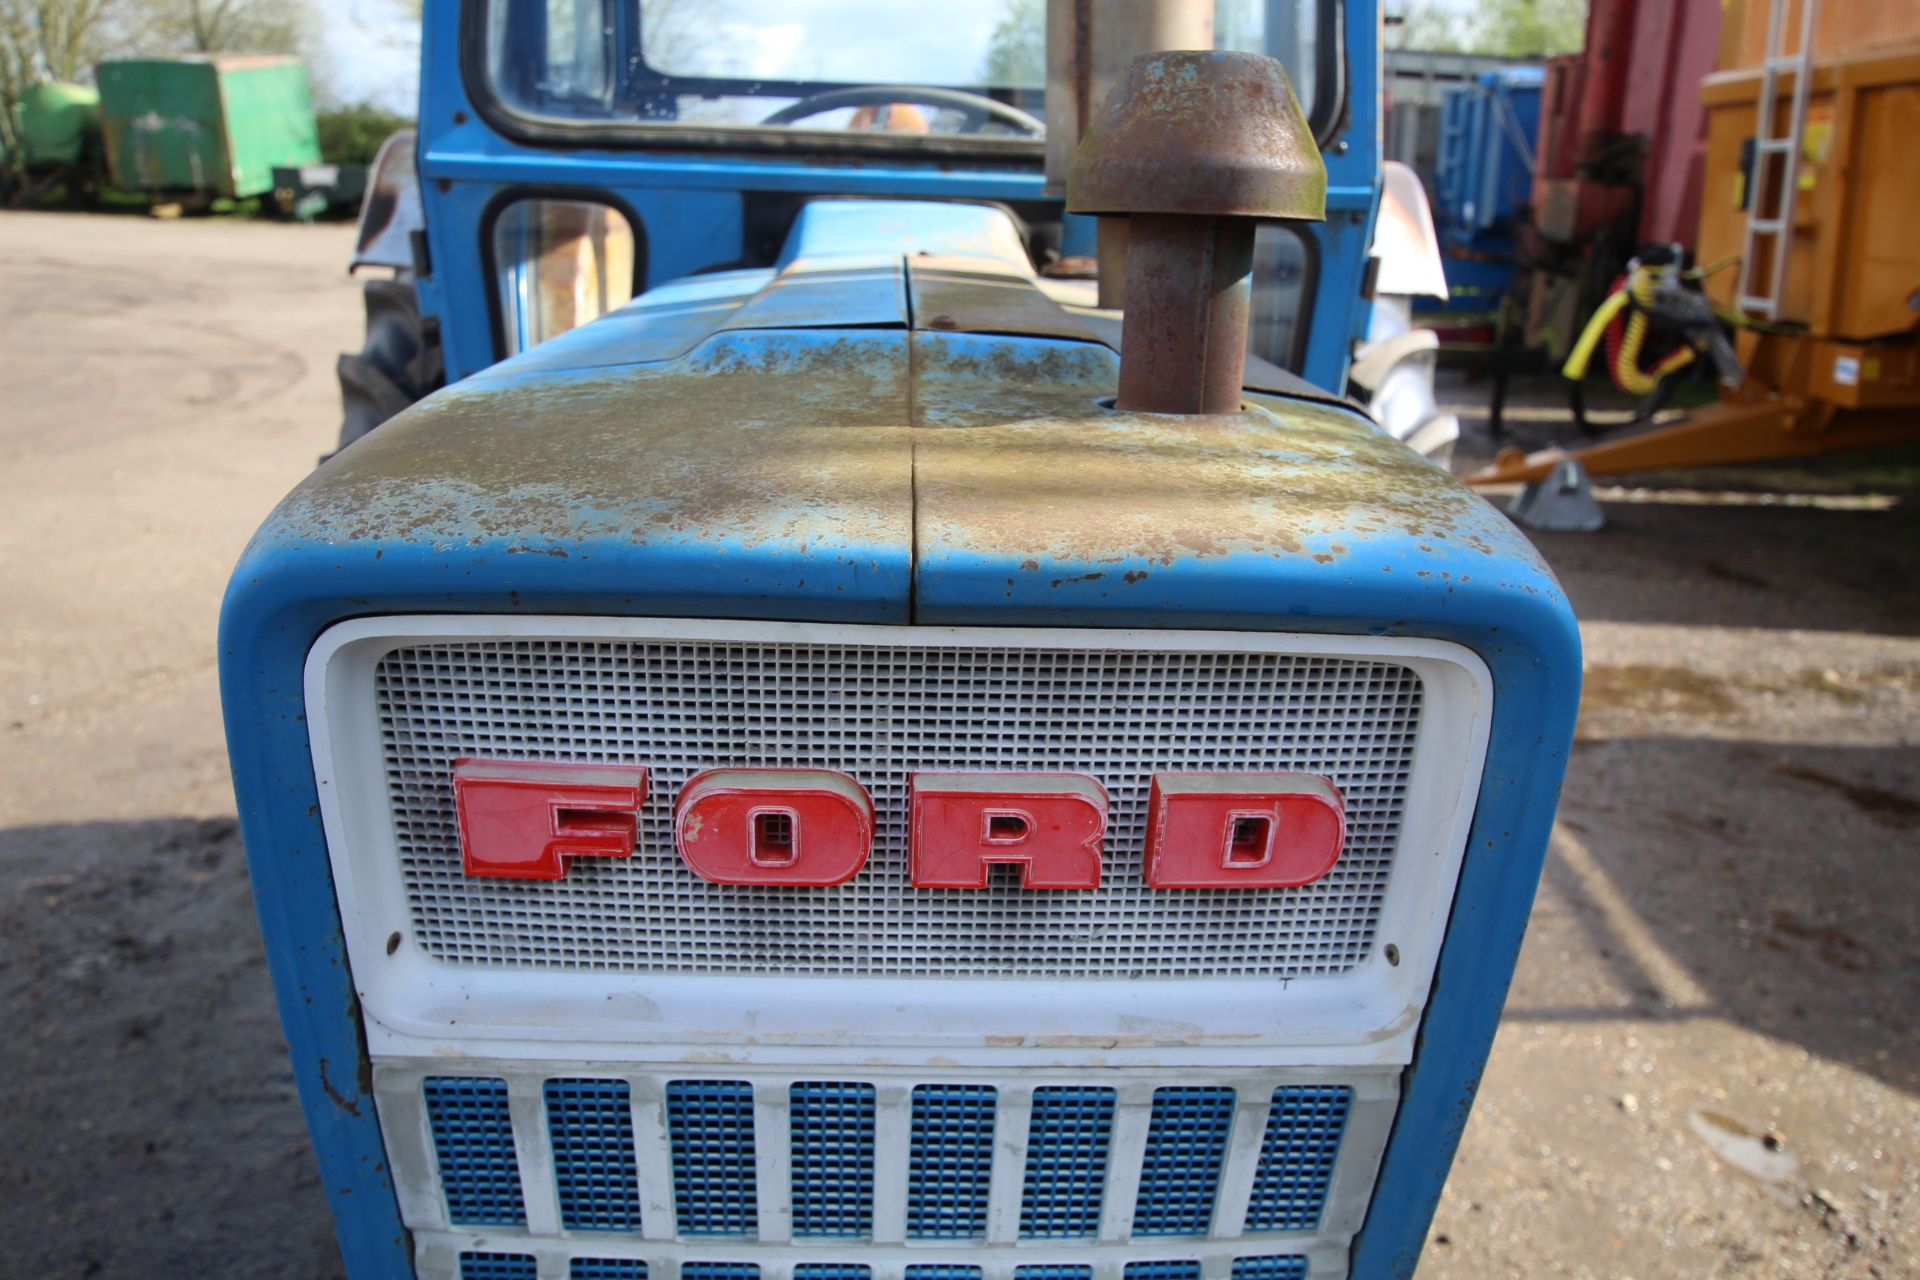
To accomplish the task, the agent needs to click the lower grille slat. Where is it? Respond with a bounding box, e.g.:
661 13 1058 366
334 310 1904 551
409 1069 1373 1280
790 1082 878 1238
1241 1088 1353 1233
424 1077 526 1227
1132 1089 1238 1237
458 1254 537 1280
548 1078 643 1231
906 1085 999 1240
1020 1088 1117 1239
668 1082 761 1236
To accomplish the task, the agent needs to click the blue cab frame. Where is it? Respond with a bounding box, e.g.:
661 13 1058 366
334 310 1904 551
409 0 1385 396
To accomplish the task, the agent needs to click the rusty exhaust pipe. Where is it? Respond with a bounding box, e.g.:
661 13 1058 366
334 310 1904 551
1067 51 1327 414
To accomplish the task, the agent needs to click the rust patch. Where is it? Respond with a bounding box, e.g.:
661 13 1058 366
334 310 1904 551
316 1056 364 1118
1068 51 1327 221
280 331 916 553
271 320 1536 594
914 340 1515 568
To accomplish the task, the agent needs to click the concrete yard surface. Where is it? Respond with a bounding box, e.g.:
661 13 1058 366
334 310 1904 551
1 211 1916 1278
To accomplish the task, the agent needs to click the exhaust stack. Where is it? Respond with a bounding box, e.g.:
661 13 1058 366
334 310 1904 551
1068 51 1327 415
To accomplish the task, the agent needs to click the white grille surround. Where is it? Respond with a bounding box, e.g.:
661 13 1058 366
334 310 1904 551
307 618 1491 1061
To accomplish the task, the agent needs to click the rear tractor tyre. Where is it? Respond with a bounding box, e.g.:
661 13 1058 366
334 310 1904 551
334 276 443 456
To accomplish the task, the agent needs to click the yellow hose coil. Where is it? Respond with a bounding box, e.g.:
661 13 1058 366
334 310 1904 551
1562 262 1698 393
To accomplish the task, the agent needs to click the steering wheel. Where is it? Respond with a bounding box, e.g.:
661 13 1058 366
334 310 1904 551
761 86 1045 136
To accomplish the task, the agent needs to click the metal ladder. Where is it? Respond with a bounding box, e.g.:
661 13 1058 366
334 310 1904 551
1735 0 1822 318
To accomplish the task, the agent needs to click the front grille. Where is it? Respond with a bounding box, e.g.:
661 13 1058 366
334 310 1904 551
1231 1260 1309 1280
374 638 1424 979
1020 1088 1116 1237
459 1254 536 1280
682 1266 761 1280
1242 1089 1353 1233
790 1082 877 1238
424 1077 525 1226
1123 1263 1201 1280
667 1081 761 1235
1133 1089 1237 1236
448 1257 1311 1280
547 1078 642 1231
408 1069 1376 1278
906 1085 998 1239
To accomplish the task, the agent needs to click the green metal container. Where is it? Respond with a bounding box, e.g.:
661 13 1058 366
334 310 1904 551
97 54 320 199
15 82 101 168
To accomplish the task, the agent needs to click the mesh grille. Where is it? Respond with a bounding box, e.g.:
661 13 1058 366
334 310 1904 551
1231 1259 1309 1280
425 1078 526 1226
1242 1087 1352 1232
410 1073 1360 1261
460 1254 536 1280
682 1266 759 1280
571 1264 647 1280
373 638 1423 978
546 1078 641 1231
789 1082 876 1237
906 1085 997 1239
1021 1087 1117 1238
1133 1088 1237 1236
1124 1263 1202 1280
667 1081 759 1236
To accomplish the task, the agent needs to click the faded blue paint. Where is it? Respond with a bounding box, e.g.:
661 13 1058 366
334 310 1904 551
226 305 1577 1280
776 199 1032 268
1308 0 1386 390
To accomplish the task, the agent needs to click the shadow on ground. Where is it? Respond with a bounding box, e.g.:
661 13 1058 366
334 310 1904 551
1446 370 1920 634
0 817 344 1279
1514 736 1920 1096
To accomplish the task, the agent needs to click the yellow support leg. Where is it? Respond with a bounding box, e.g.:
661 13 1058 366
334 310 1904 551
1463 400 1920 485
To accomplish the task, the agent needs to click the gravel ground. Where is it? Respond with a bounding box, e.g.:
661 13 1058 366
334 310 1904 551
1 211 1915 1279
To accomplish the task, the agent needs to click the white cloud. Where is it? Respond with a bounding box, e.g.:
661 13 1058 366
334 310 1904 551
320 0 422 113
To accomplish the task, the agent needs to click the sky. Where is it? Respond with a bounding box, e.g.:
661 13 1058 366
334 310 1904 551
319 0 424 112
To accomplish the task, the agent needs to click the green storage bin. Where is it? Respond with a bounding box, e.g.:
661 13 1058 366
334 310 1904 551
16 82 101 168
97 54 320 198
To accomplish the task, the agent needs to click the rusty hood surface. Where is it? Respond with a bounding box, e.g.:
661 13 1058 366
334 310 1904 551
248 246 1562 635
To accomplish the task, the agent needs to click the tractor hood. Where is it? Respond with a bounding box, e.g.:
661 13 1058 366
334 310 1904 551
233 202 1560 639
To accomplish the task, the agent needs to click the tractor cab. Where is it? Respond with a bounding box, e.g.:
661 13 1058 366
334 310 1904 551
340 0 1395 448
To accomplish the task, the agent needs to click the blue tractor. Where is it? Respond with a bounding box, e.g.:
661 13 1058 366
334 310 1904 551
223 3 1580 1278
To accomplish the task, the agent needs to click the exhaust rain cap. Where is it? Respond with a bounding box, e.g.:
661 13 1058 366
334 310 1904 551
1068 51 1326 415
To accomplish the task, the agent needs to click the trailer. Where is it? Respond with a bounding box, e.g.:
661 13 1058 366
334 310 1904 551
97 54 320 201
1472 0 1920 485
